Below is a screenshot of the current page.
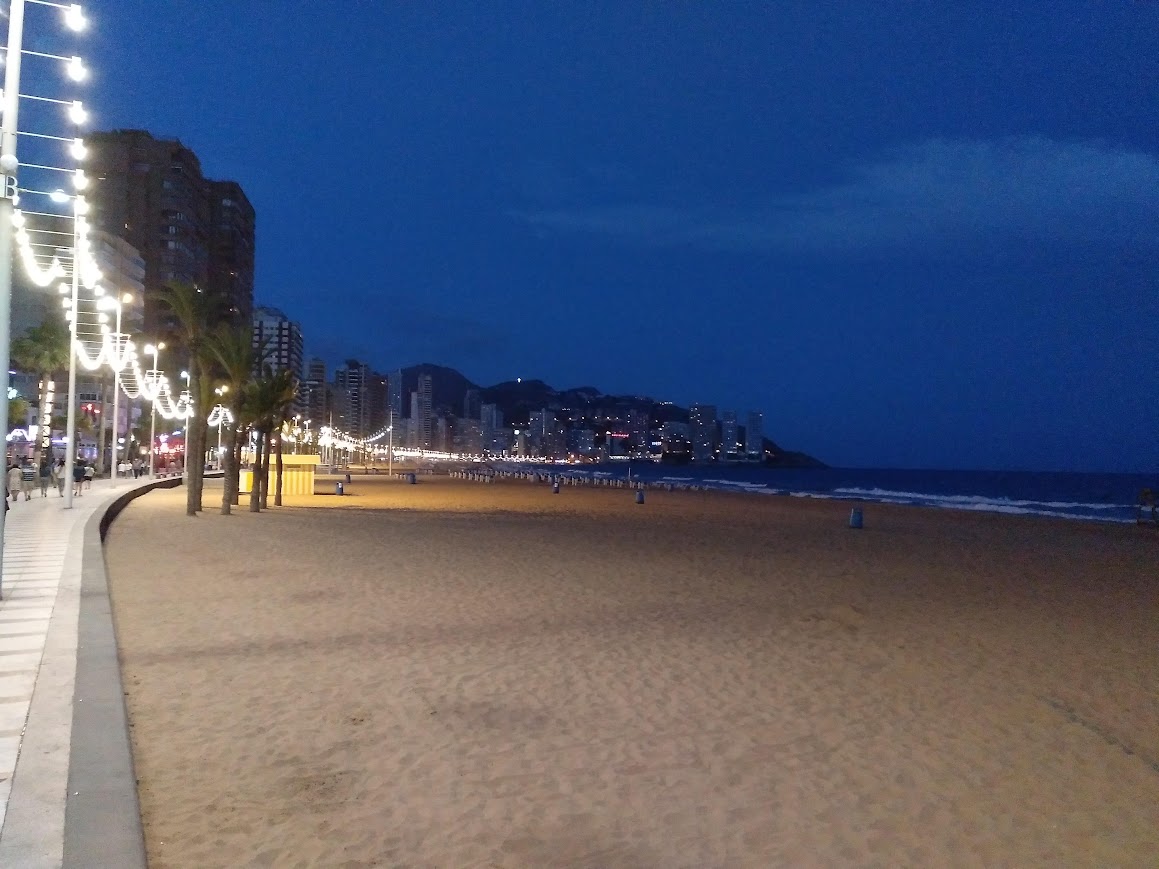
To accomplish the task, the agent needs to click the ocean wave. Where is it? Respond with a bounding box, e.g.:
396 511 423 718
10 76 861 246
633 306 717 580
832 487 1130 511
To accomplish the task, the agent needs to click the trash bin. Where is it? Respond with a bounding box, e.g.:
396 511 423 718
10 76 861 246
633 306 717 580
849 507 863 528
407 472 417 484
635 490 645 504
336 481 344 496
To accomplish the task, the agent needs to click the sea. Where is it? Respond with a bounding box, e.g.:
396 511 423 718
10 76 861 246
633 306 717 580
492 463 1157 524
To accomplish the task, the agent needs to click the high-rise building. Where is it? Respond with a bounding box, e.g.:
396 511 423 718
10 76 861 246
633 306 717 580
463 388 481 421
303 358 327 425
721 411 740 455
745 411 764 457
416 374 433 449
627 409 650 454
252 306 304 410
87 129 254 334
207 180 255 324
387 369 403 421
480 403 504 454
334 359 373 437
689 404 718 461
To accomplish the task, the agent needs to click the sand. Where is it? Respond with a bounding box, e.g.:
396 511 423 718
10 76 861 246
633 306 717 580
103 475 1159 868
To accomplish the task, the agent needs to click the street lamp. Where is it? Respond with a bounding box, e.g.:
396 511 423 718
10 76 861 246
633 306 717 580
98 292 131 486
387 407 394 477
214 385 229 464
144 342 164 477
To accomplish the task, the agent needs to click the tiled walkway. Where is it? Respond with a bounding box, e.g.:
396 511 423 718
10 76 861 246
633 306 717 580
0 478 153 867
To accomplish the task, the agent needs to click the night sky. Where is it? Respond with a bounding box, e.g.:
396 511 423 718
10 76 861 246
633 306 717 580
83 1 1159 472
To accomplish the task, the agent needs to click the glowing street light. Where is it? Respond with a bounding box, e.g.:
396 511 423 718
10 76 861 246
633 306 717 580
144 341 164 477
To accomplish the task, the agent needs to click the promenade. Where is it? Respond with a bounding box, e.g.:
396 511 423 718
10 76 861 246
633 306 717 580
0 476 168 869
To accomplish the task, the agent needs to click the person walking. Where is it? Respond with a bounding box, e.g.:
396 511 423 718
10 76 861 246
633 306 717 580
7 462 21 504
72 459 86 497
38 458 52 497
52 458 65 497
19 460 35 501
83 460 94 490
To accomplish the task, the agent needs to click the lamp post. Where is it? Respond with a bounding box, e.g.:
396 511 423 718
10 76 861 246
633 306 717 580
178 369 189 481
214 385 228 465
387 408 393 477
99 292 131 486
144 342 163 477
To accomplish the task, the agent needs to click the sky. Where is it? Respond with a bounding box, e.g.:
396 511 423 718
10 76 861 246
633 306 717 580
76 0 1159 472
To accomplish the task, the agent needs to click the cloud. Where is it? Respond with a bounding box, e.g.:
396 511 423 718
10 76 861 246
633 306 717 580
510 138 1159 254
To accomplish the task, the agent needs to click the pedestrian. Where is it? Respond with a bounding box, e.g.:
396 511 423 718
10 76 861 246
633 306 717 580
38 458 52 497
83 460 94 490
19 460 35 501
6 462 21 503
72 459 85 497
132 457 142 478
52 458 65 497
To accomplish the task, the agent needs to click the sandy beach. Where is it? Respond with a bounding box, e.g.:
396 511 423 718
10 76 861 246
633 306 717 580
103 475 1159 867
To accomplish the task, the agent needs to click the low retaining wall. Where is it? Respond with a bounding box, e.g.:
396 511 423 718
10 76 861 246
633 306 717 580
63 476 182 867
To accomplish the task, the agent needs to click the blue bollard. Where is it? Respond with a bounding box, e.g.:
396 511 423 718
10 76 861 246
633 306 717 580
336 481 344 496
849 507 863 529
635 490 645 504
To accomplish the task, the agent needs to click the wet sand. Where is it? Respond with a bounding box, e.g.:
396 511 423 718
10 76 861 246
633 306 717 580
103 475 1159 867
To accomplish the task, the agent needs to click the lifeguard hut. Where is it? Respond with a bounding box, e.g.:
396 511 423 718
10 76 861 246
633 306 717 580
240 454 321 496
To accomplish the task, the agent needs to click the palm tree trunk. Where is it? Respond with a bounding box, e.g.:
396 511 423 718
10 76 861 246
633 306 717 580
220 425 236 515
275 430 284 506
186 364 205 514
232 431 244 505
259 433 271 510
249 429 264 512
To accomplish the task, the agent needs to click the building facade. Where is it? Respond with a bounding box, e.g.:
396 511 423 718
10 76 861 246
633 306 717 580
745 411 764 457
87 129 254 334
252 306 304 412
689 404 718 461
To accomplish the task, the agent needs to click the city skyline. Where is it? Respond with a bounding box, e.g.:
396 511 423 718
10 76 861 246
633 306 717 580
85 1 1159 472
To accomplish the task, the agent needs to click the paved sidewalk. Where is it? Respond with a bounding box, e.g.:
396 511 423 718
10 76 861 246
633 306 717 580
0 476 165 868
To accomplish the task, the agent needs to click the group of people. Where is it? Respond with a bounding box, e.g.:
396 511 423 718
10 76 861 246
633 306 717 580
115 457 148 478
6 456 93 502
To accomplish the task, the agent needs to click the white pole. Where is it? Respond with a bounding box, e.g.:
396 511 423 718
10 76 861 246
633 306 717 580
0 0 27 597
388 408 393 477
148 351 157 478
109 304 121 487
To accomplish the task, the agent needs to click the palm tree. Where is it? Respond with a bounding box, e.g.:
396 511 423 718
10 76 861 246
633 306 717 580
244 368 296 512
11 315 70 468
154 282 216 516
204 324 262 515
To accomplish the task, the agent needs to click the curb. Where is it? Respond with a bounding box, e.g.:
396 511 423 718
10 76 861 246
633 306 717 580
62 477 181 868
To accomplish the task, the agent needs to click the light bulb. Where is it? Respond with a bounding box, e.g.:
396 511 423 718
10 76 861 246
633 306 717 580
66 56 87 82
73 196 89 215
68 101 87 125
73 169 88 190
50 189 70 204
64 5 87 32
11 211 24 228
70 138 87 161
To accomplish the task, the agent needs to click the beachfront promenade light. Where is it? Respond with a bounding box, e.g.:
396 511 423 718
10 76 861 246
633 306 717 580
0 0 93 590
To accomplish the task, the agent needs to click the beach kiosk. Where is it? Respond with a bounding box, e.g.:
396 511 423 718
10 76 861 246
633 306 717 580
240 454 321 496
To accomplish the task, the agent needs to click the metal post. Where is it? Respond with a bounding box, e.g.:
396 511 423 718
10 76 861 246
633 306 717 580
0 0 27 596
387 408 393 477
62 199 80 508
109 303 121 487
